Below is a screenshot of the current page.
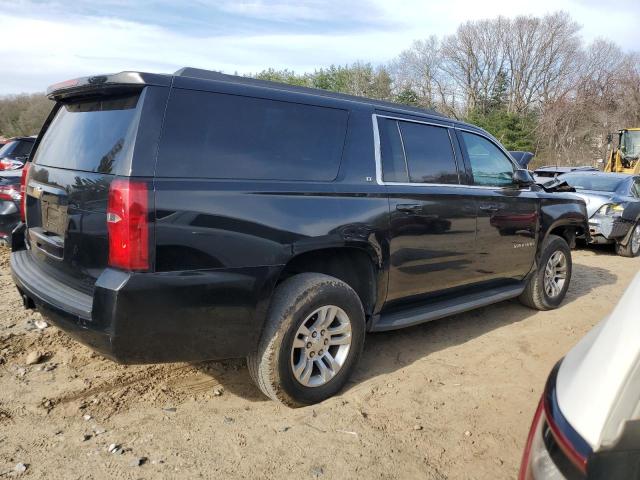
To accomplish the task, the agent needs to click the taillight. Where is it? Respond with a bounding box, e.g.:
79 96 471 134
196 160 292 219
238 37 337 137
20 162 31 222
519 399 557 480
0 159 22 171
0 184 21 202
107 178 149 271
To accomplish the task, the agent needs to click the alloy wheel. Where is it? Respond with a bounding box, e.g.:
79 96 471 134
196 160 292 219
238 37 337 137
544 250 568 299
632 225 640 255
290 305 352 387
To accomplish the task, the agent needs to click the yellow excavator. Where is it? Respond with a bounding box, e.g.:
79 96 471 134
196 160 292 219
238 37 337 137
604 128 640 174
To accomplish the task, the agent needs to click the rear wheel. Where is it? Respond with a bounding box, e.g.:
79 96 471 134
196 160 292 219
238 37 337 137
615 222 640 258
248 273 365 407
519 235 572 310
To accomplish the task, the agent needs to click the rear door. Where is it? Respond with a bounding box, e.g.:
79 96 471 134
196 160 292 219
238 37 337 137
24 88 158 294
456 129 538 282
376 115 479 304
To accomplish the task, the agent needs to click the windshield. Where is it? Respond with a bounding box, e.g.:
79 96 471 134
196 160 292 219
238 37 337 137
0 140 33 159
559 173 624 192
622 130 640 157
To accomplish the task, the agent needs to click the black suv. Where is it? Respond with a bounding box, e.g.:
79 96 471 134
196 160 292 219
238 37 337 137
11 69 588 406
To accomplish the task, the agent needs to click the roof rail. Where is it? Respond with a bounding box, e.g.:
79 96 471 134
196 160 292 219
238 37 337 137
174 67 447 119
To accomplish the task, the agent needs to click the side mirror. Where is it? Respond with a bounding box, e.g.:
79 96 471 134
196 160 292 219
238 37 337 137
513 169 535 187
509 151 535 168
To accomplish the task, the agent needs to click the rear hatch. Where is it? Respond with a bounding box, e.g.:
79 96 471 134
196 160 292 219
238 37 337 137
24 91 145 295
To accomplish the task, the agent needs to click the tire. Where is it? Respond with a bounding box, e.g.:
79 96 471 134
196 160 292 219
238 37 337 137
519 234 572 311
247 273 365 407
615 222 640 258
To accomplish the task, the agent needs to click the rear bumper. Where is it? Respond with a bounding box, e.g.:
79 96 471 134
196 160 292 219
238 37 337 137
11 249 278 363
588 215 633 243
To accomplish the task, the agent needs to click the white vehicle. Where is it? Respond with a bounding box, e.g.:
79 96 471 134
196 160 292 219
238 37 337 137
519 272 640 479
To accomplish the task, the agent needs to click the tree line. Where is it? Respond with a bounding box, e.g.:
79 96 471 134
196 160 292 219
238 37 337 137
2 11 639 167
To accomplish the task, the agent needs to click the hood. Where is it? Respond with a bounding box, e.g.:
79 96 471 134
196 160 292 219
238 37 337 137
556 273 640 450
570 190 617 217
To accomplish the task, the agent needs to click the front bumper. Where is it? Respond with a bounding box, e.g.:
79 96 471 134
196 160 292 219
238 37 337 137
11 249 278 364
588 215 633 244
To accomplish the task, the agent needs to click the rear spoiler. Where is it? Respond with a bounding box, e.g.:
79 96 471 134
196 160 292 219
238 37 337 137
47 71 171 100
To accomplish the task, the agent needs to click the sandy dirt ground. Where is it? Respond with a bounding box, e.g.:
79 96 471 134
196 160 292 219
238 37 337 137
0 246 638 479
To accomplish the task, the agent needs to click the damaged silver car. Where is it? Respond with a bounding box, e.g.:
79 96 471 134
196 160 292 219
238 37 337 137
556 171 640 257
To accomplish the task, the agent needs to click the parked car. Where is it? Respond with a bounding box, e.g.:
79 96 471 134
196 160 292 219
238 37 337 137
554 171 640 257
0 136 36 171
11 69 588 406
534 166 598 184
0 170 22 246
519 272 640 480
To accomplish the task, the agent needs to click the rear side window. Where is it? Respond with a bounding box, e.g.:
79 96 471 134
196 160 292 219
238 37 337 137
399 122 458 183
378 117 459 184
33 94 140 174
378 118 407 182
156 89 348 181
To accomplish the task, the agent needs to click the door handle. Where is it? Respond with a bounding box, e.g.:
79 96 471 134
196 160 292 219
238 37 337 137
479 204 500 213
396 203 422 213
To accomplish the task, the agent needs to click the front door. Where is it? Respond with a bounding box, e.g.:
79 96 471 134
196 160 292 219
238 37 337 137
376 115 479 304
456 130 538 282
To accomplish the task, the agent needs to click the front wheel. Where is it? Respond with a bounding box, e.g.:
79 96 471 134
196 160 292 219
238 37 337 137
519 234 572 311
616 222 640 258
247 273 365 407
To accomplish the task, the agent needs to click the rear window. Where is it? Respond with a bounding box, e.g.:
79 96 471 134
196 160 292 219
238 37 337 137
0 139 34 159
156 89 348 181
33 94 140 174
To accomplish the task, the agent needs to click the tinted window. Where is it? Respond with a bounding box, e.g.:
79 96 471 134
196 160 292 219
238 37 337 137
33 94 140 173
399 122 458 183
12 140 34 157
0 141 16 158
379 118 407 182
156 89 348 181
460 131 515 187
0 139 34 159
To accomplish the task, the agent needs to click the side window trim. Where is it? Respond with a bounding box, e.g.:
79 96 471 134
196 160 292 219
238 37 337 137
372 113 461 187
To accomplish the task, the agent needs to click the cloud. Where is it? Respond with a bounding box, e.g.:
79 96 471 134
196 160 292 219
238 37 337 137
0 0 638 94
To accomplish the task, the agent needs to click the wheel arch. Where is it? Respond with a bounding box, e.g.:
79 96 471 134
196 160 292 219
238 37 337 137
275 246 383 321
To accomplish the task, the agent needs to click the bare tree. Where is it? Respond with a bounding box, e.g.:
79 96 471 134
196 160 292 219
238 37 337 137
440 17 509 115
504 12 581 112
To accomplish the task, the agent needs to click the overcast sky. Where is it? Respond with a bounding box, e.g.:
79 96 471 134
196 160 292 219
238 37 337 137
1 0 638 94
